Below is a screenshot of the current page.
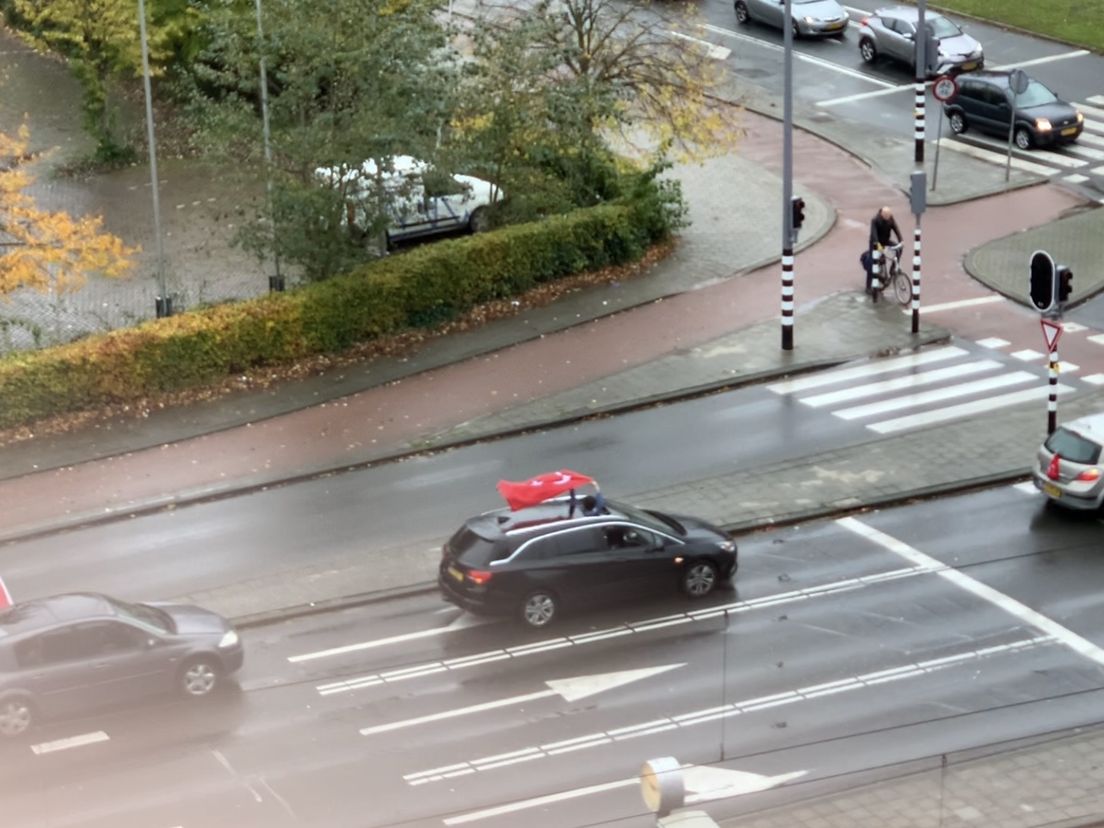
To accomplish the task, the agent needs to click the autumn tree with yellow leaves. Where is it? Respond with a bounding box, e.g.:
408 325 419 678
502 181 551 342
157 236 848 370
0 127 135 296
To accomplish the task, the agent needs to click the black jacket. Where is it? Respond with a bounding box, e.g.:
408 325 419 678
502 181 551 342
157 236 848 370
870 213 903 247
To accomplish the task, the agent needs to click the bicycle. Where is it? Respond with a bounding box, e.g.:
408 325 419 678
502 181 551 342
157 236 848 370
877 243 910 307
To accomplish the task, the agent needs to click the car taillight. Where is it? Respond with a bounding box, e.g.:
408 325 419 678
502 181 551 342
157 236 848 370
467 570 493 585
860 16 869 25
1076 468 1102 482
1046 454 1061 480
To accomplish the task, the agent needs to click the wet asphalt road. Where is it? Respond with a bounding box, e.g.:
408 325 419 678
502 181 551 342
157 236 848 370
2 485 1101 828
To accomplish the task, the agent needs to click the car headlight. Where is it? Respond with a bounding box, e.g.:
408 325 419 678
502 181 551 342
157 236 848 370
1076 111 1084 124
803 16 815 23
718 540 736 553
1035 118 1052 132
219 630 240 648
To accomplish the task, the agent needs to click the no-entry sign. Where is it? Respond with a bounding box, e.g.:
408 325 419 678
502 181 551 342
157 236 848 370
932 75 958 102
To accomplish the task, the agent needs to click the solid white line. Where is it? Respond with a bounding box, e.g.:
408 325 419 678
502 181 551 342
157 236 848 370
31 731 110 755
767 346 967 394
914 296 1004 313
835 370 1036 420
989 50 1090 71
289 625 459 663
442 777 639 824
837 518 1104 668
800 360 1002 407
937 139 1056 176
868 384 1073 433
817 85 911 107
360 689 553 735
700 23 896 89
668 30 731 60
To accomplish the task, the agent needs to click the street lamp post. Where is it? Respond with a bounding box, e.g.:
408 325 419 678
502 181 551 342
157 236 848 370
254 0 284 292
137 0 171 317
780 0 795 351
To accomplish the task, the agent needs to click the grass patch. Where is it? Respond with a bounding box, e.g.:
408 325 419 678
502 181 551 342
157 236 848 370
933 1 1104 53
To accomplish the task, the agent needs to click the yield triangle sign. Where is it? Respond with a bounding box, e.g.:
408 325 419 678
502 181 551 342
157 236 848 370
1040 319 1063 353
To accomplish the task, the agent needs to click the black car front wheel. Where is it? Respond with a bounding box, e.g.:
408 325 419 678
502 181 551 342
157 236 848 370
0 696 34 738
179 657 222 698
949 111 968 135
520 590 558 628
682 561 719 598
1014 126 1033 150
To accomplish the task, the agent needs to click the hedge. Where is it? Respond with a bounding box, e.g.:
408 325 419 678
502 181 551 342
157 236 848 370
0 195 673 429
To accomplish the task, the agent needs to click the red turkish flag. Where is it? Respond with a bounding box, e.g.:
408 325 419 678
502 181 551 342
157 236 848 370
496 470 596 511
1046 454 1061 481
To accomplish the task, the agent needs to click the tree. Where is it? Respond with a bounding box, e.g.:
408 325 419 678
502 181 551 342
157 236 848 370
189 0 459 276
11 0 192 162
0 126 135 295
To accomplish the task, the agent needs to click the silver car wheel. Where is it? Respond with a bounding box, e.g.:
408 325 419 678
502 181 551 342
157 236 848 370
859 39 876 63
734 1 749 24
949 112 966 134
0 698 33 737
683 562 718 598
521 592 557 628
181 659 219 697
1014 127 1032 150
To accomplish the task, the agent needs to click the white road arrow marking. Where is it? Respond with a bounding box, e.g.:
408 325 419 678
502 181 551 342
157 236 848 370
682 766 807 803
360 664 684 736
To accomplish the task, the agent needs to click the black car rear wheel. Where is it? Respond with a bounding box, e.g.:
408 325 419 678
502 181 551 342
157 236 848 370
734 1 749 24
859 38 877 63
520 591 558 628
682 561 719 598
949 111 967 135
0 696 34 738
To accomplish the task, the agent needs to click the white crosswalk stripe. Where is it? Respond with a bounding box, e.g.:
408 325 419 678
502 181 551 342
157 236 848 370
770 348 1077 434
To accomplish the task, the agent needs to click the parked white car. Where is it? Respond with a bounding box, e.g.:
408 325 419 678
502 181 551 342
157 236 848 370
316 155 502 244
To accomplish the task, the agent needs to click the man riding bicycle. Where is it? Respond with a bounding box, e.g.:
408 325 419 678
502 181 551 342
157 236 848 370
866 206 903 295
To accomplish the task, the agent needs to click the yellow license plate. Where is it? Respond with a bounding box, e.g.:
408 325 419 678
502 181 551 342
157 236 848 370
827 21 844 29
448 565 464 582
1061 127 1078 136
960 61 978 71
1043 482 1061 498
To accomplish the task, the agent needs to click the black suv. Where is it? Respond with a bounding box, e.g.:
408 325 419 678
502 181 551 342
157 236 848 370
945 71 1084 149
438 498 737 628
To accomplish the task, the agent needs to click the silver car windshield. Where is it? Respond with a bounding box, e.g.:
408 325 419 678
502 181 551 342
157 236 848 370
925 17 962 39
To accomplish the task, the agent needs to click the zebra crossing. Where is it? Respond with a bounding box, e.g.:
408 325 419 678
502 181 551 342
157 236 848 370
767 344 1079 435
941 94 1104 188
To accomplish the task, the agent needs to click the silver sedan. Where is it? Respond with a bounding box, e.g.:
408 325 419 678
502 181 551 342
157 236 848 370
734 0 850 38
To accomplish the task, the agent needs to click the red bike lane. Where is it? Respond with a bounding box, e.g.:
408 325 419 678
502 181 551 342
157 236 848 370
0 112 1090 539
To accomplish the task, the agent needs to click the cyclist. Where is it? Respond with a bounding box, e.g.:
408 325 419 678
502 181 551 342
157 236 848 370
867 206 903 294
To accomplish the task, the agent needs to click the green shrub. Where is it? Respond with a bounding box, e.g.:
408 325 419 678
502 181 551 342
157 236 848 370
0 190 678 429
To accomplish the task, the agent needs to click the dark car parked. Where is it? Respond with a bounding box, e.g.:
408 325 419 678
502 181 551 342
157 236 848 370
944 71 1084 150
438 497 738 628
0 593 244 738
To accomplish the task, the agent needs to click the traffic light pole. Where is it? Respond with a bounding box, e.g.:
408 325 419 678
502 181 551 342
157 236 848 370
1048 341 1059 435
910 0 928 334
780 0 794 351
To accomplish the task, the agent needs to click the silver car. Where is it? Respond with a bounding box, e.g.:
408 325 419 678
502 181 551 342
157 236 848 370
1033 413 1104 511
858 7 983 77
734 0 849 38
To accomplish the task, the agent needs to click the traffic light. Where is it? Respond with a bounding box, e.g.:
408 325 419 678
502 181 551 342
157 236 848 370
791 196 806 230
1057 265 1074 302
924 31 941 75
1028 250 1056 313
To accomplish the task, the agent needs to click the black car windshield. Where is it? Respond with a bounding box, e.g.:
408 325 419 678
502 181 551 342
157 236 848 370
1045 428 1102 464
1016 80 1059 107
108 597 173 634
925 17 962 39
613 502 687 536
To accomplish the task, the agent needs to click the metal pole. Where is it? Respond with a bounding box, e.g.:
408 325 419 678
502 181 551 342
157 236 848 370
137 0 170 317
1048 344 1059 434
780 0 794 351
931 106 943 191
911 0 927 334
254 0 284 292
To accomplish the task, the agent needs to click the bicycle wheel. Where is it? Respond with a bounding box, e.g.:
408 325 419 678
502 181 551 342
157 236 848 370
893 268 911 306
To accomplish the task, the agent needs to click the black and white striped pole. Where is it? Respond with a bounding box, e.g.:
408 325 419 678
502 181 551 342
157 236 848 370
909 0 934 334
780 0 795 351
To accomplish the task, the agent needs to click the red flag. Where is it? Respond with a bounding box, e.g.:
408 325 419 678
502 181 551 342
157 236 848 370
496 470 596 511
1046 454 1061 481
0 576 12 610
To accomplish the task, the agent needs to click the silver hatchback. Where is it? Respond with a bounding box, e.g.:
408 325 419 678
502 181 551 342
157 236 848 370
1033 413 1104 511
734 0 849 38
858 6 983 77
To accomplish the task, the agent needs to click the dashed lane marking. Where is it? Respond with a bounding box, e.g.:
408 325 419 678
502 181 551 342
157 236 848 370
31 731 109 755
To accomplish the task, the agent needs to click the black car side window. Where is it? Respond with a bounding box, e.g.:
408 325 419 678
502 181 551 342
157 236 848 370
91 621 147 654
551 528 601 557
605 526 657 550
16 627 84 667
